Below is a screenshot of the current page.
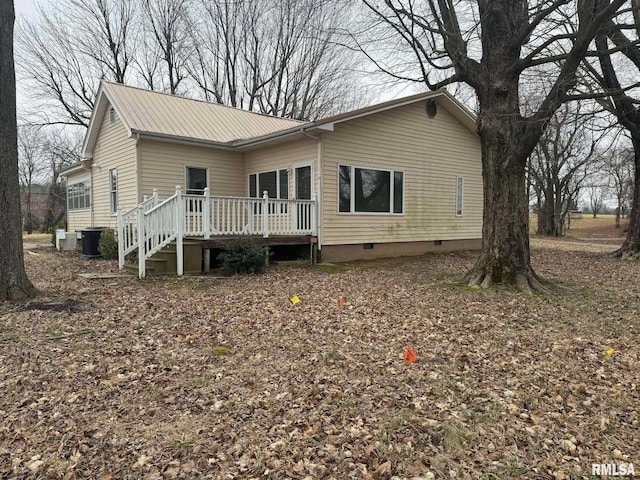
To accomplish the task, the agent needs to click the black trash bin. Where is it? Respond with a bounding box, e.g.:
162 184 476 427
81 227 108 257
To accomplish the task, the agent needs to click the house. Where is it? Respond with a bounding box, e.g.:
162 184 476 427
61 81 482 277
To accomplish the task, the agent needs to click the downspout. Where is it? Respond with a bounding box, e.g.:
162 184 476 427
301 129 322 252
89 162 94 227
135 133 141 202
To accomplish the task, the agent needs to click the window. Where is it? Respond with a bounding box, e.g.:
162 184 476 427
248 169 289 199
67 181 91 211
339 165 403 214
109 169 118 214
295 165 312 199
109 107 116 125
456 177 463 216
186 167 207 194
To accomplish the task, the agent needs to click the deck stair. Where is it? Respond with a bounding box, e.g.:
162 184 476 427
118 186 317 278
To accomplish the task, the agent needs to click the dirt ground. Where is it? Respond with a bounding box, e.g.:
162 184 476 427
1 241 638 479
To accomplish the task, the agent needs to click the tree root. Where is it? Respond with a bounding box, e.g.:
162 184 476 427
1 284 38 302
610 247 640 260
463 267 558 294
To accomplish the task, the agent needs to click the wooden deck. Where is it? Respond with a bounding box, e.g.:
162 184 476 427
200 235 317 249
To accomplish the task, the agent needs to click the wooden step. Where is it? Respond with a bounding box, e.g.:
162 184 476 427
125 241 203 276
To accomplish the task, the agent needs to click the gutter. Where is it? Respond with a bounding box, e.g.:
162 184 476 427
131 130 237 150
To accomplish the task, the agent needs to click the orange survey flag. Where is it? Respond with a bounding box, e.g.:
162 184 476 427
404 347 418 364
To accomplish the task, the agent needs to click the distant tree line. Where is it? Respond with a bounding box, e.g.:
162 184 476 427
14 0 370 235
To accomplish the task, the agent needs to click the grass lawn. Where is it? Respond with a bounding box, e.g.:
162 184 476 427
22 232 53 245
1 242 638 479
529 214 629 240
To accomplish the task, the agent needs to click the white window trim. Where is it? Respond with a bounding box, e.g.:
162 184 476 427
456 176 464 217
109 168 118 216
337 164 405 215
185 166 209 195
292 162 314 200
247 168 289 199
67 180 91 212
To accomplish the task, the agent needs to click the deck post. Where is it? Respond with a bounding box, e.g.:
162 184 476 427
137 204 145 278
313 193 319 236
175 185 184 276
117 207 124 269
262 191 269 238
203 187 211 273
152 188 158 206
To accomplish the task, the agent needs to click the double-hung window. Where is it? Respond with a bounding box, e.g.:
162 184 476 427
339 165 403 214
456 177 463 216
249 169 289 199
249 169 289 214
186 167 208 195
109 169 118 214
67 181 91 211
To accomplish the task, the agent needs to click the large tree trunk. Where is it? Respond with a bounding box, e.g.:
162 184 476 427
0 0 36 301
464 145 547 293
612 135 640 259
464 110 548 293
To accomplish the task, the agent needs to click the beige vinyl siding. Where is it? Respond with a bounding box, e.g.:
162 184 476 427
65 171 92 232
322 100 482 245
243 138 318 198
91 104 137 228
138 140 244 198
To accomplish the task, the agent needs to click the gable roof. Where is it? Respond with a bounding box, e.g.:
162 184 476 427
83 82 304 157
82 82 477 157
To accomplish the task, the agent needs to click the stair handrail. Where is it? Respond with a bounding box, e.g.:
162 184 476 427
138 187 182 278
118 188 160 268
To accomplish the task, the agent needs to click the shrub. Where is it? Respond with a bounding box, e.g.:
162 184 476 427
219 239 265 275
98 229 118 260
48 220 66 246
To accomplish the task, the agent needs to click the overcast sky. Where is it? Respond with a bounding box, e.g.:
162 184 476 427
14 0 37 17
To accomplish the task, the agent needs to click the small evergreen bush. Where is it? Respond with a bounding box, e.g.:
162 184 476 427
48 221 66 246
98 229 118 260
219 239 265 275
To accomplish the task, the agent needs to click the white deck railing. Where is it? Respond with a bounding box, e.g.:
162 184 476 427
118 186 317 278
117 189 164 268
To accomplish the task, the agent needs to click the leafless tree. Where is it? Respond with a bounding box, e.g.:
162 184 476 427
17 126 48 233
602 146 635 227
188 0 366 119
15 0 137 127
42 131 83 232
1 0 36 300
587 183 609 217
141 0 191 94
584 0 640 257
357 0 628 292
528 102 601 237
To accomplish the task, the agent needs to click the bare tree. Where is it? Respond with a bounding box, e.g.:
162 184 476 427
587 183 609 217
586 0 640 257
528 102 600 236
141 0 191 94
188 0 366 119
602 146 634 227
42 130 83 232
1 0 36 300
16 0 137 127
17 126 48 234
358 0 627 292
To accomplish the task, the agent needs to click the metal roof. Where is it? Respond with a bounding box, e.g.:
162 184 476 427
83 82 477 157
83 82 303 156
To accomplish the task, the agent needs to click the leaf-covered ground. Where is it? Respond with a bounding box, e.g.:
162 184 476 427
1 242 638 479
